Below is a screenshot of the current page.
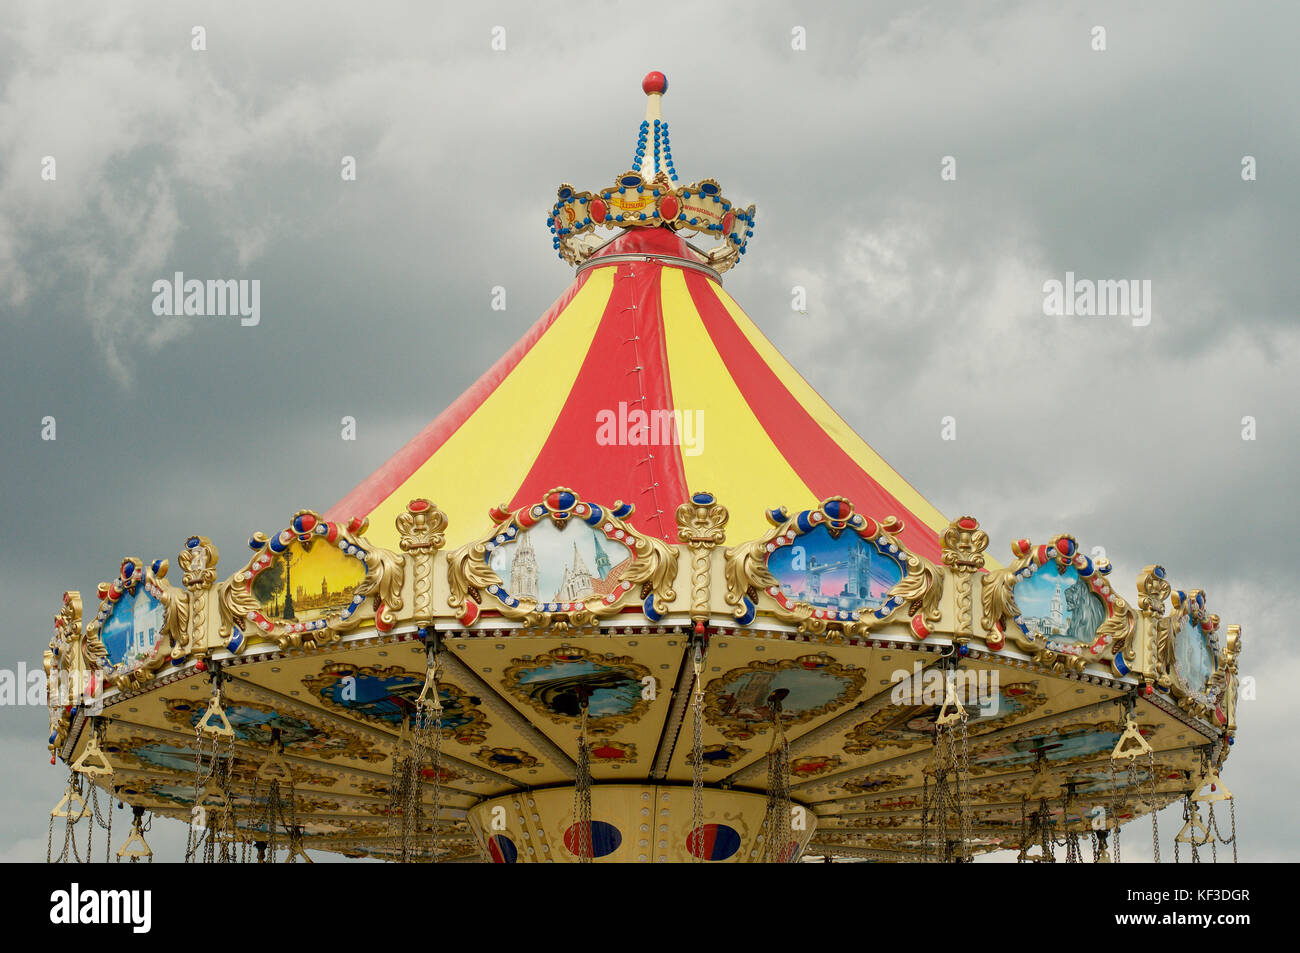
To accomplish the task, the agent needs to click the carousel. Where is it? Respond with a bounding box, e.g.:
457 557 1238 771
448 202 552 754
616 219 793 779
43 73 1242 864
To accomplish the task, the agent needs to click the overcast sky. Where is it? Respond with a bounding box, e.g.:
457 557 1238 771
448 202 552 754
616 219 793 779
1 0 1295 862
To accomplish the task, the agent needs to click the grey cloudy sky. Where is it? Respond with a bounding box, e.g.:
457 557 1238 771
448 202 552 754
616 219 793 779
1 0 1296 862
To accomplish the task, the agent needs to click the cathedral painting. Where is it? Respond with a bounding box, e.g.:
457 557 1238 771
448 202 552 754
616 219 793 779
1014 565 1106 644
488 519 634 604
99 586 165 669
765 524 903 614
251 541 367 623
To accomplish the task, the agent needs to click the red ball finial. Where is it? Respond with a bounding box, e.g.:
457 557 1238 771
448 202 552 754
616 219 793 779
642 71 668 95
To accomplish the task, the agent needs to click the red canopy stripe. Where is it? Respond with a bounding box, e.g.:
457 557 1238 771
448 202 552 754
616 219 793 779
509 259 690 541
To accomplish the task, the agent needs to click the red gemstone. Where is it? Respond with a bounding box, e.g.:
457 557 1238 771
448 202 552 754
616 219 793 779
642 71 668 95
195 659 207 672
721 211 734 234
409 499 429 512
958 517 978 530
659 195 678 220
591 198 607 224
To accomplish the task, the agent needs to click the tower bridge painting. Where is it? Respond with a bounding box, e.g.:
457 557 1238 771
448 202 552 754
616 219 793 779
766 524 904 614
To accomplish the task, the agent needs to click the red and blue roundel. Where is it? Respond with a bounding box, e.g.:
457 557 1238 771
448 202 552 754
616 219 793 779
686 823 741 861
487 834 517 864
563 820 622 858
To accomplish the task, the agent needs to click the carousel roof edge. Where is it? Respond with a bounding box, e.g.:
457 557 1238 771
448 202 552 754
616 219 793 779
45 496 1241 769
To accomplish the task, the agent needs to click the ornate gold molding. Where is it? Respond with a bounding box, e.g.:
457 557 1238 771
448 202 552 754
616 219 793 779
396 498 447 624
941 516 988 641
675 490 728 623
45 590 105 756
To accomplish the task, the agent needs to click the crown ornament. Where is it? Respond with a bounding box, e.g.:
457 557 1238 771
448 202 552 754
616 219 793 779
549 71 757 274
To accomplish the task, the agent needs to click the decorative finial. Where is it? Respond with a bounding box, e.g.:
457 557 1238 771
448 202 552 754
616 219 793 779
547 73 756 274
642 71 667 126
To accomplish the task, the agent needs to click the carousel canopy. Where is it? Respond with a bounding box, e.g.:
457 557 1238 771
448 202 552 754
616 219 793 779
328 216 949 561
42 73 1242 866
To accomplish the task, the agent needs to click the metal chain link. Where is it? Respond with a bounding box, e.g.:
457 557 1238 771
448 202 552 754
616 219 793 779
1147 746 1160 863
761 699 792 863
690 643 704 862
1017 795 1029 862
573 701 593 863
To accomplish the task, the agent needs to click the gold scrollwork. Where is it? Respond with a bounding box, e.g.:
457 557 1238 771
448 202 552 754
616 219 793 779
46 590 105 755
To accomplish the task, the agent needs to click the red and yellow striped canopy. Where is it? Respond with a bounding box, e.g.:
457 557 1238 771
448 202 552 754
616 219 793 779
328 227 950 560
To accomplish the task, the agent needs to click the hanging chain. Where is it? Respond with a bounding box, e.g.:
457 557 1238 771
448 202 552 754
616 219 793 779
1148 745 1160 863
1037 797 1055 862
1108 746 1122 863
1063 784 1082 863
920 773 931 860
186 672 232 863
1017 795 1029 863
88 781 117 864
929 662 970 862
761 695 792 863
690 641 705 861
416 639 444 863
955 703 972 855
572 694 593 863
255 727 294 863
219 732 237 863
49 770 87 864
390 712 421 863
